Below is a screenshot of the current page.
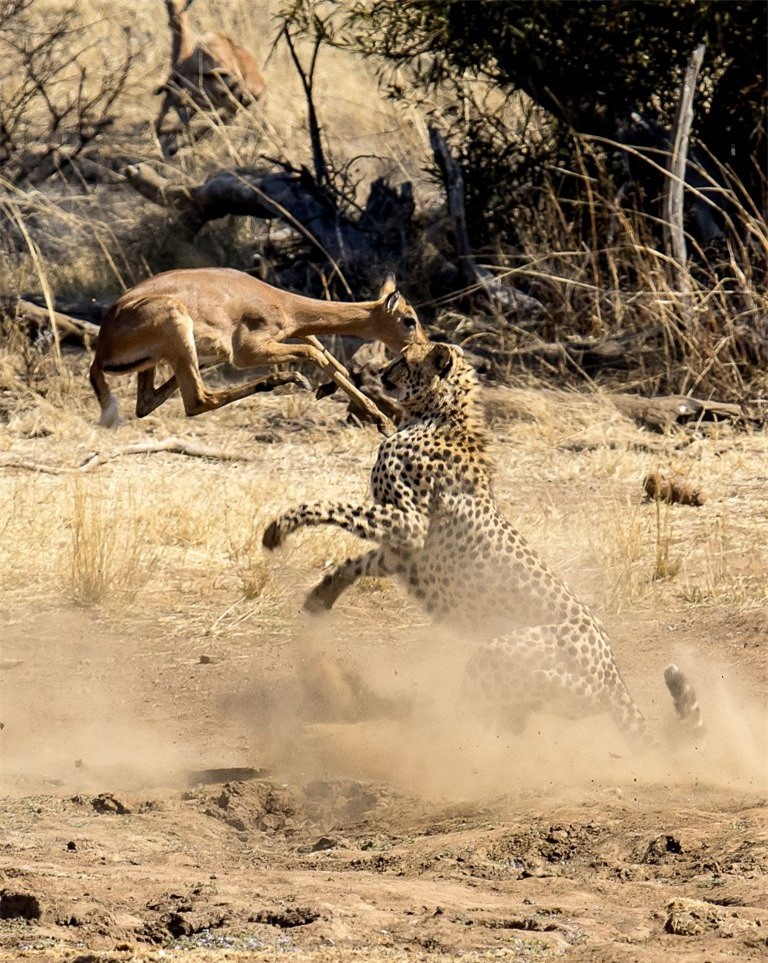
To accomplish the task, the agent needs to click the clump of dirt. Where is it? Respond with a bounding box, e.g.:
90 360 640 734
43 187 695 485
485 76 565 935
250 906 321 928
0 892 43 921
186 779 300 834
644 471 705 506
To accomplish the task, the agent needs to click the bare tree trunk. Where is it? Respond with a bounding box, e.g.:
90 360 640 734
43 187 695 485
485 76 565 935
428 124 545 318
663 43 706 295
429 125 473 285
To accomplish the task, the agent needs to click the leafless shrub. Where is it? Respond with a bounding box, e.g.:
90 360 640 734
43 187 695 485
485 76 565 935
0 0 134 185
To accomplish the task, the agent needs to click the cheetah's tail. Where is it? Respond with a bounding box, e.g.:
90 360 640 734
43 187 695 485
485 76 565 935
664 663 705 738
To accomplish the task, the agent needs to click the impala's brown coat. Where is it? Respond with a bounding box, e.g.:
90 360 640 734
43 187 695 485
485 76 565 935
89 269 425 426
155 0 266 154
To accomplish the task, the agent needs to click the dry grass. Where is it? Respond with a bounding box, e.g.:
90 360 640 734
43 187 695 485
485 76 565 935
67 481 159 606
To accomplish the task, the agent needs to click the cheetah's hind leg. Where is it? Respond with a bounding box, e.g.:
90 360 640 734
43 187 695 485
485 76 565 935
664 663 705 742
462 630 657 751
460 645 533 734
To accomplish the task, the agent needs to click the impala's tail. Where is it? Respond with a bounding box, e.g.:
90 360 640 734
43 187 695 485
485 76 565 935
89 357 121 428
664 663 705 738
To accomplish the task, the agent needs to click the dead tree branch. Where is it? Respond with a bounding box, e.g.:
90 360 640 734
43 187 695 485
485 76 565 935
280 24 330 190
429 124 544 319
1 298 100 347
0 2 134 184
663 43 706 293
0 438 258 475
429 125 472 285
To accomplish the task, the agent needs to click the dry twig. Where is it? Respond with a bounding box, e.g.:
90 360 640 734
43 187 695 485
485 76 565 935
0 437 257 474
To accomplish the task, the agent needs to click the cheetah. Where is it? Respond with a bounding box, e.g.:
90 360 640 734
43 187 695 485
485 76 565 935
263 342 703 748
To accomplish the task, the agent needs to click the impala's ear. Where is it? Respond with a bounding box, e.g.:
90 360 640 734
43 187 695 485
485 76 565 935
430 343 454 378
378 273 397 301
385 291 402 315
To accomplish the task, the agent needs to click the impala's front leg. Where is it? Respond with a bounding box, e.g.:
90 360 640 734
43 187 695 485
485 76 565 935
262 501 427 553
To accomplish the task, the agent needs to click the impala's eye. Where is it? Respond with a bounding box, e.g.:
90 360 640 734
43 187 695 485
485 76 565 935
403 314 417 328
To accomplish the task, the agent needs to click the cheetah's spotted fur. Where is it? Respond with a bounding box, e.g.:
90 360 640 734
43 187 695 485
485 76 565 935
263 342 703 747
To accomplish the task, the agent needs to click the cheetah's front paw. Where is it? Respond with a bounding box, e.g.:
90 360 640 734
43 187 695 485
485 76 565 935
262 519 287 550
303 586 333 614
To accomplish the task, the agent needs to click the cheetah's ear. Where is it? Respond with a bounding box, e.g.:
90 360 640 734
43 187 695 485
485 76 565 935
430 343 454 378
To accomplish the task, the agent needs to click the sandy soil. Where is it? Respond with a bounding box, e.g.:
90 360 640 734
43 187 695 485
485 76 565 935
0 370 766 962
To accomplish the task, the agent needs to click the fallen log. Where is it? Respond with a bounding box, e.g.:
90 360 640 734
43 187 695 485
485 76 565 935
1 298 100 347
497 326 668 373
122 164 414 282
609 393 744 431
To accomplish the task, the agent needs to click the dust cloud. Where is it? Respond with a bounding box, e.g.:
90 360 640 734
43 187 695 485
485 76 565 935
0 608 191 794
2 606 764 806
230 617 768 804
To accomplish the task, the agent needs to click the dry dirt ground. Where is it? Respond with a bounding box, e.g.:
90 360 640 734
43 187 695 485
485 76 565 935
0 357 766 962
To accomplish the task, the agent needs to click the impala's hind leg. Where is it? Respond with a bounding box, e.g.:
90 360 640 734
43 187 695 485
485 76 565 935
89 358 121 427
136 368 179 417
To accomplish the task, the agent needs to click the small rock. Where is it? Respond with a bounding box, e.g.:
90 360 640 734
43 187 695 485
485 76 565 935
199 655 215 665
224 816 248 832
643 834 683 863
259 813 285 832
665 897 719 936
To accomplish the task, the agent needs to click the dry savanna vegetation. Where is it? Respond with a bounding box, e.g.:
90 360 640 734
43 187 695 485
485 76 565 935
0 2 766 962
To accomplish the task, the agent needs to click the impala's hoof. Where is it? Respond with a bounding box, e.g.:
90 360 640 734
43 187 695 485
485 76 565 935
316 381 339 400
262 520 283 550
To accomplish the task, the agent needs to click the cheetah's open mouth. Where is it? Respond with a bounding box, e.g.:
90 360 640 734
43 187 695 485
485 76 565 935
380 359 404 400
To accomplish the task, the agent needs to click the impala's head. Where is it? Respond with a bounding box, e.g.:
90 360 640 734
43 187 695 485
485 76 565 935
381 341 475 410
371 274 427 351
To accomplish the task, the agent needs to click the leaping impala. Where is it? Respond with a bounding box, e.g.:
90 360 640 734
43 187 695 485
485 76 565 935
89 268 426 428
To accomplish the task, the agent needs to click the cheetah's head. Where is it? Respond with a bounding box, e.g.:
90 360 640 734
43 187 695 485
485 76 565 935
381 341 475 411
